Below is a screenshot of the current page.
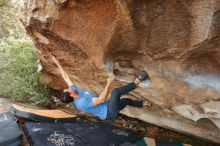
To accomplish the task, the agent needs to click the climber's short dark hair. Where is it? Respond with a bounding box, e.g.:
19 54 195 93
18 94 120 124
60 91 74 103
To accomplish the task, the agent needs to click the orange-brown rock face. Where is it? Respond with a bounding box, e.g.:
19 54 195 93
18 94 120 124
18 0 220 143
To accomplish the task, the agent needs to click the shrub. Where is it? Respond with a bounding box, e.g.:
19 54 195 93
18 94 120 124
0 37 49 104
0 1 25 39
0 0 9 6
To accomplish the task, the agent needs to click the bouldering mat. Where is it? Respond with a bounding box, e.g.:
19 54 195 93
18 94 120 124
0 112 22 146
11 104 80 123
23 122 142 146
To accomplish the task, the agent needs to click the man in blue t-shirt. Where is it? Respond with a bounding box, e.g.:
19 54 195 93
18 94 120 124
52 56 149 120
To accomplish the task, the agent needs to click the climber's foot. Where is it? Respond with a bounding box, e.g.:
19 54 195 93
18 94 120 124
134 71 149 85
143 100 151 107
137 97 151 107
137 71 149 81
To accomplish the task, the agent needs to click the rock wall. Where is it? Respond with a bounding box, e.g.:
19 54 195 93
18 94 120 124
17 0 220 143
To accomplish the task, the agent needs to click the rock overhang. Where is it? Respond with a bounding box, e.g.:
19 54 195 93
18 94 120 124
16 0 220 143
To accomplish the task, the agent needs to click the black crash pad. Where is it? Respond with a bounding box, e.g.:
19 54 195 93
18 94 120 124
23 122 142 146
0 112 22 146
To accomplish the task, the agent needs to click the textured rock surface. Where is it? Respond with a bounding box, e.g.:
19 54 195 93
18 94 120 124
17 0 220 143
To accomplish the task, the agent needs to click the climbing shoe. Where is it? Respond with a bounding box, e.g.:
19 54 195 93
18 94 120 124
137 71 149 81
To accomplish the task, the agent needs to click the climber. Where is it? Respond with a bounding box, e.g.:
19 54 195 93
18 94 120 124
52 56 149 120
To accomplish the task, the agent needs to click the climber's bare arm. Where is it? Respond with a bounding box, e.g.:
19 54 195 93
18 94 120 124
92 75 115 106
52 56 73 87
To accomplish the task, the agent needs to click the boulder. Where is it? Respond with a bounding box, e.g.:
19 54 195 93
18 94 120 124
16 0 220 143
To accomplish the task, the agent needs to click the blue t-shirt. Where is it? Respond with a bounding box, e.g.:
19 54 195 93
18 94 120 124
70 84 108 120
